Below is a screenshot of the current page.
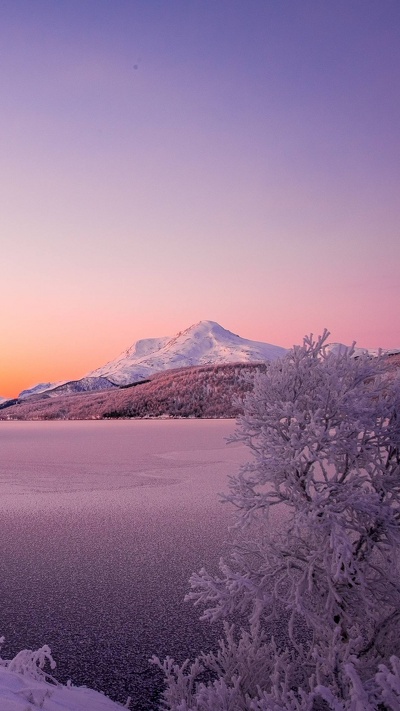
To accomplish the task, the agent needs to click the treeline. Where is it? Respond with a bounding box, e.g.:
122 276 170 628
0 362 268 421
104 362 268 419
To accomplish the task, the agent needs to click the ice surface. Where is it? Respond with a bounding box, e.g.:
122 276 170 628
0 420 248 709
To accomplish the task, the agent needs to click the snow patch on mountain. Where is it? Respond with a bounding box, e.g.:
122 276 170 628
87 320 288 385
43 377 118 398
19 382 65 399
18 377 117 400
326 342 400 358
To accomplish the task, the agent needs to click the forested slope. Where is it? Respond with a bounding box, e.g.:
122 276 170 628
0 362 267 420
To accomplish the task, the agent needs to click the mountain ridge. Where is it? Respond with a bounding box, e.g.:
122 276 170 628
86 320 287 386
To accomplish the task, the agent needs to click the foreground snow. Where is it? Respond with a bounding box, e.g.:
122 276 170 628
0 643 126 711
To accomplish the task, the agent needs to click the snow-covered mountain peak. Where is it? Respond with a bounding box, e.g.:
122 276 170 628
86 321 287 385
184 320 233 335
178 320 240 341
162 320 235 352
126 335 170 359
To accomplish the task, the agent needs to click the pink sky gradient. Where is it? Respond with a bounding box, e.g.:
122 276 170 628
1 1 399 398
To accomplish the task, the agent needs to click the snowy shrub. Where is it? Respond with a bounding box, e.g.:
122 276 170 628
156 331 400 710
0 637 58 685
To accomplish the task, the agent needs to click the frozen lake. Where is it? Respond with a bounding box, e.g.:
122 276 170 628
0 420 248 709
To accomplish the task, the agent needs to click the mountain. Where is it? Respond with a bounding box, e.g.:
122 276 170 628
3 322 399 421
86 320 287 385
326 343 400 358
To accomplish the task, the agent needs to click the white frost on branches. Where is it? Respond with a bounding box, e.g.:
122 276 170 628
156 330 400 710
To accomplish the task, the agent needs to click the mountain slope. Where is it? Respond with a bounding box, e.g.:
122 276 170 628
19 377 117 399
86 320 287 385
1 362 268 421
38 376 118 398
19 381 66 399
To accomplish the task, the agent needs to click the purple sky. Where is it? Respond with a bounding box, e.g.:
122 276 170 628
1 1 400 397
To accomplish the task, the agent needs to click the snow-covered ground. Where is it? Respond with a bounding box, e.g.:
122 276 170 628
0 644 124 710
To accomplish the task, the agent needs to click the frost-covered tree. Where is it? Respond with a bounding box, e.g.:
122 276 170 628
155 331 400 710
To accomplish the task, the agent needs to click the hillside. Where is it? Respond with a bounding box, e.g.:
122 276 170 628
0 362 268 421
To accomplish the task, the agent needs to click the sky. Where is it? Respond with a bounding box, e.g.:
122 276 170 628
1 0 399 398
